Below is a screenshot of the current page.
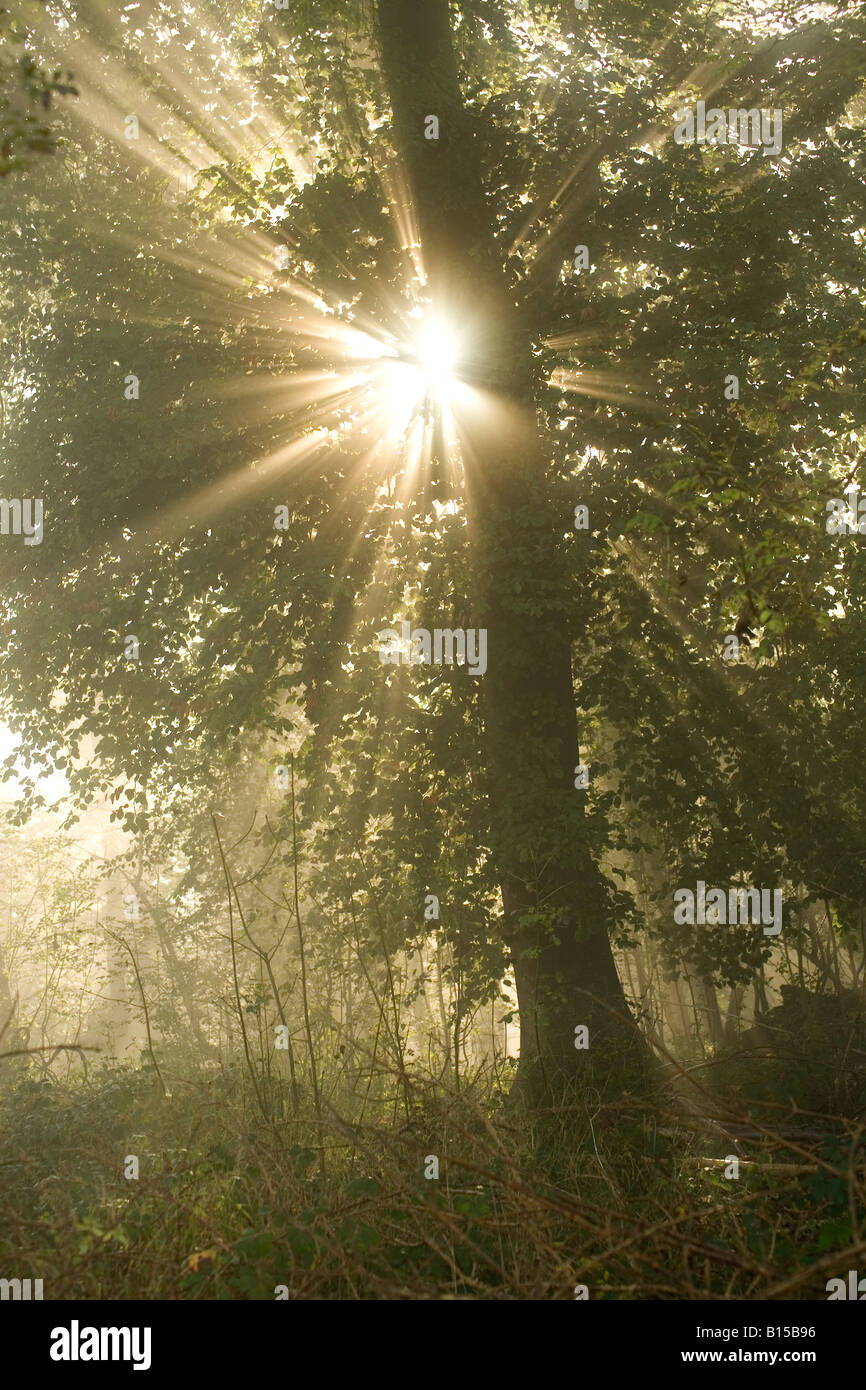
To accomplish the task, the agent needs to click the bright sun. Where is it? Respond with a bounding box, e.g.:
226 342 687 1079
414 319 459 396
363 311 464 442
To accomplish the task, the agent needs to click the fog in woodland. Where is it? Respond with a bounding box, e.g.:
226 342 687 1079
1 0 865 1308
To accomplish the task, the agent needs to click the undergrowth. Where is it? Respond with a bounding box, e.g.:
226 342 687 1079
1 1058 863 1300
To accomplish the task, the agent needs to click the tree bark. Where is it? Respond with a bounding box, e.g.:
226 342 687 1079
375 0 646 1102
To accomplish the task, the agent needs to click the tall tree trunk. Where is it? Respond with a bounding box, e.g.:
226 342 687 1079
375 0 646 1102
698 974 725 1048
134 880 212 1058
723 984 744 1045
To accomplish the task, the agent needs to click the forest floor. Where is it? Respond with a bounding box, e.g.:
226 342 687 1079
0 1056 862 1299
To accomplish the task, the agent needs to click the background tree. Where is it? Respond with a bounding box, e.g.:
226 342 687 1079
0 2 75 176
